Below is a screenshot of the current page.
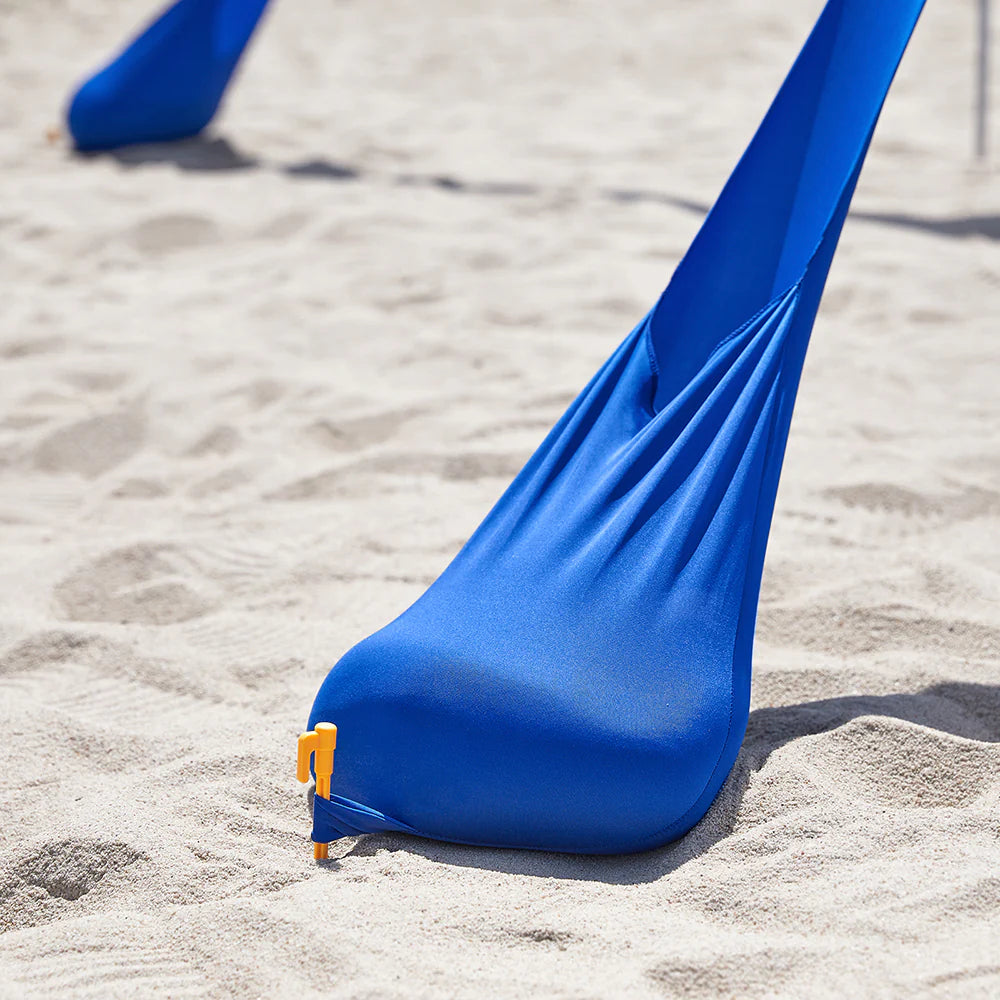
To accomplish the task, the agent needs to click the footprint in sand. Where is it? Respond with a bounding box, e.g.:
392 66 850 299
59 371 129 393
1 839 145 904
33 405 145 479
462 416 555 442
221 379 285 411
128 213 219 255
0 839 146 934
0 336 66 360
438 451 526 482
304 407 424 452
184 424 242 458
648 948 802 998
823 481 1000 522
54 544 214 625
265 450 526 501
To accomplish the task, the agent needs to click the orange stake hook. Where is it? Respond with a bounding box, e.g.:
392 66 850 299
296 722 337 859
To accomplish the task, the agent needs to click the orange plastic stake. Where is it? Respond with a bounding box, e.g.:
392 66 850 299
297 722 337 860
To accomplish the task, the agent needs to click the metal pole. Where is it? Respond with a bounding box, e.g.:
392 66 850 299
976 0 991 159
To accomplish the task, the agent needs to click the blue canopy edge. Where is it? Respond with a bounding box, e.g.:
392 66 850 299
66 0 270 151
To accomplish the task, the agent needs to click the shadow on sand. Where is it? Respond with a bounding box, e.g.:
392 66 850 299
81 136 999 242
850 210 1000 242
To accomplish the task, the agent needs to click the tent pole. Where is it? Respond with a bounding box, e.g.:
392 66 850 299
977 0 991 159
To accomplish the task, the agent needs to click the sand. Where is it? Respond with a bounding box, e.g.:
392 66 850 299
0 0 998 996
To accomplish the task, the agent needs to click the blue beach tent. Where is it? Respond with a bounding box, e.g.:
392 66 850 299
306 0 927 855
67 0 270 151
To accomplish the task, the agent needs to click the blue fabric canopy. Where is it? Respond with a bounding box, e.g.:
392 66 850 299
309 0 927 855
67 0 270 151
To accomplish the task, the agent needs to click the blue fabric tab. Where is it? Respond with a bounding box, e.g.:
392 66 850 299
312 795 419 845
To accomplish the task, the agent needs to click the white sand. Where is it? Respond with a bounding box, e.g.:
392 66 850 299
1 0 998 996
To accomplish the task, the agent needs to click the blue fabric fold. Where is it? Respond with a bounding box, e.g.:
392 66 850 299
308 0 927 855
312 794 419 844
67 0 270 151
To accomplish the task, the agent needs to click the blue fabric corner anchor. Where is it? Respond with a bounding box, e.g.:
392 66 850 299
66 0 271 151
307 0 928 855
312 795 419 845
